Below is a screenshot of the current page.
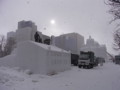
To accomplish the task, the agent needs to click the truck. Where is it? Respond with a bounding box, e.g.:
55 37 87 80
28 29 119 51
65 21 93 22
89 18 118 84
115 55 120 64
78 51 98 69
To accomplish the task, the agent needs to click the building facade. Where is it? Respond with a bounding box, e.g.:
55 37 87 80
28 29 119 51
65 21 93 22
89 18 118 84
81 36 107 60
54 33 84 54
7 31 16 39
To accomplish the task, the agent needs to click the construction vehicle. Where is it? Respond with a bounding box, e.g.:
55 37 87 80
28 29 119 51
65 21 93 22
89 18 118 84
78 51 97 69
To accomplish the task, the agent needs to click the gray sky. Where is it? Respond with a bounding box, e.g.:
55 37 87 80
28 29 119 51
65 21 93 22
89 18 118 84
0 0 118 54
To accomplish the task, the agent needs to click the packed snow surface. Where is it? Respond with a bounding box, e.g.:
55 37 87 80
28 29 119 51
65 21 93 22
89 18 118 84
32 41 69 53
0 62 120 90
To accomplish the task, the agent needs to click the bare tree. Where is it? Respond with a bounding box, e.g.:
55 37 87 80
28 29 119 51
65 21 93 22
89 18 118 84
0 35 16 57
3 37 16 56
106 0 120 50
0 35 5 57
113 30 120 50
107 0 120 23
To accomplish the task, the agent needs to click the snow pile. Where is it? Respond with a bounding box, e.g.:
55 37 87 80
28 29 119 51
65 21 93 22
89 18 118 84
0 41 71 75
0 62 120 90
0 54 17 67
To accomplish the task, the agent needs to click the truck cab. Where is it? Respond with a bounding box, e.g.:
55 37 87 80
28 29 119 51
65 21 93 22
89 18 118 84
78 51 95 69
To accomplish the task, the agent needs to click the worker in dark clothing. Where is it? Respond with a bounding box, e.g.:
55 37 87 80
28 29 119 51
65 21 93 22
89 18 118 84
34 32 42 43
39 37 42 43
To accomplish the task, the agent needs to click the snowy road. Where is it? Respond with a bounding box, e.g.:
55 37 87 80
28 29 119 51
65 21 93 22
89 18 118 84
0 62 120 90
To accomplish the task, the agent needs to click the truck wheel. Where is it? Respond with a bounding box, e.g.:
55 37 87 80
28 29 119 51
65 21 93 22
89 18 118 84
87 65 90 69
90 65 93 68
83 66 86 68
78 65 82 68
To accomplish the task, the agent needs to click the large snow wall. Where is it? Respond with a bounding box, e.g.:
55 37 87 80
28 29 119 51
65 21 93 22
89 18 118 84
17 41 71 75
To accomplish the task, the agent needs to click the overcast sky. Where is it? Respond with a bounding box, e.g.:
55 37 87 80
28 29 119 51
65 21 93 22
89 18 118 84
0 0 118 54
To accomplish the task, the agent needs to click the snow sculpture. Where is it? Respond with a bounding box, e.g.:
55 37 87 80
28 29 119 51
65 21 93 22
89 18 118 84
15 20 71 75
16 20 42 43
17 41 71 75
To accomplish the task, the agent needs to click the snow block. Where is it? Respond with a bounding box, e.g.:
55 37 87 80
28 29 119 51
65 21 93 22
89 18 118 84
16 27 36 43
17 41 71 75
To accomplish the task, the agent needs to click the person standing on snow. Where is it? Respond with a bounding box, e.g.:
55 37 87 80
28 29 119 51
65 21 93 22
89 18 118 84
34 32 42 43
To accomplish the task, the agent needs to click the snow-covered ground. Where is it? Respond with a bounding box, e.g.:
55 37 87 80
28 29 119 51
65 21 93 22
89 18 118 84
0 61 120 90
